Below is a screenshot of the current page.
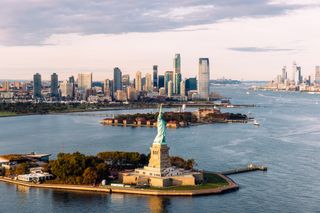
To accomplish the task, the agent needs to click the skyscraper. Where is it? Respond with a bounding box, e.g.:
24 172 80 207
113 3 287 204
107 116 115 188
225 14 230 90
168 80 173 97
78 73 92 91
122 74 130 90
135 71 142 91
153 65 158 89
315 66 320 84
292 62 297 83
158 75 164 88
145 73 152 92
69 76 75 98
186 77 197 92
104 79 113 97
113 67 122 94
180 80 186 97
165 71 173 94
33 73 42 99
173 54 181 94
295 66 302 85
281 66 287 83
51 73 59 98
198 58 210 100
60 80 73 98
174 73 182 95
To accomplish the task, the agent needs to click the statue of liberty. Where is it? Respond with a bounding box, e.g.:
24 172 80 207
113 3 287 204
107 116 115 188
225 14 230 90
153 104 166 144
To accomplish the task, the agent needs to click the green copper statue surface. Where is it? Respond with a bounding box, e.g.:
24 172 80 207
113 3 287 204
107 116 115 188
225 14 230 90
153 105 166 144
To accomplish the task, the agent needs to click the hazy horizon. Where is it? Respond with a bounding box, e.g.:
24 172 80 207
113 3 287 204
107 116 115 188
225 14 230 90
0 0 319 81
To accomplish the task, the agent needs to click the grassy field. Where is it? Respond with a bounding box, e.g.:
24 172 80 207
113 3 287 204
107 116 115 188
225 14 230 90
0 111 17 117
149 173 229 191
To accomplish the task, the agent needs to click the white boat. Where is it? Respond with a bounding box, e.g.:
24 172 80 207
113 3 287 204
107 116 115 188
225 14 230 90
246 91 250 95
182 104 186 111
253 120 260 126
226 104 234 108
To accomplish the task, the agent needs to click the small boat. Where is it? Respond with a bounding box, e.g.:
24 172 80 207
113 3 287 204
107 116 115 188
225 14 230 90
246 91 250 95
253 120 260 126
226 104 234 108
182 104 186 111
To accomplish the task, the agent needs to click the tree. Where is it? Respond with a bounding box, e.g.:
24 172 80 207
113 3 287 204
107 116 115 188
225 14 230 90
14 163 29 175
83 167 98 185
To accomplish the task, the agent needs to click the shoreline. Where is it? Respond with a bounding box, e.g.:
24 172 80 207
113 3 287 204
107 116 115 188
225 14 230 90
0 174 238 196
0 103 256 118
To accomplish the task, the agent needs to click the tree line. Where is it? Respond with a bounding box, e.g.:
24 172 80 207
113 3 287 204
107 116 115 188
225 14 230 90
47 151 196 185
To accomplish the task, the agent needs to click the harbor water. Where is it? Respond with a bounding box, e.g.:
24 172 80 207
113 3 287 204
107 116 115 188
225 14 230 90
0 84 319 212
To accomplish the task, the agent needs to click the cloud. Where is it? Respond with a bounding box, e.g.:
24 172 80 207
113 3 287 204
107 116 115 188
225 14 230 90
228 47 296 52
0 0 310 46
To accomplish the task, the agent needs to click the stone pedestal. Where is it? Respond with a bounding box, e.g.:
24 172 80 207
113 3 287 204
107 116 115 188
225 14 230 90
148 143 171 169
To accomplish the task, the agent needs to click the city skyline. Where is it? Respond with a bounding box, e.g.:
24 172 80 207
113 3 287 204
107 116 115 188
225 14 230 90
0 1 319 80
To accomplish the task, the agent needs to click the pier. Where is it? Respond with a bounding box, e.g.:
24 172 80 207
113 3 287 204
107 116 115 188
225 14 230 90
219 164 267 175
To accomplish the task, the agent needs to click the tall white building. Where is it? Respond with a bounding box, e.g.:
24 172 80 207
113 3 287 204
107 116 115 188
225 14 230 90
145 73 152 92
168 80 173 97
198 58 210 100
292 62 297 83
180 80 186 97
135 71 142 91
60 80 73 97
78 73 92 91
295 66 302 86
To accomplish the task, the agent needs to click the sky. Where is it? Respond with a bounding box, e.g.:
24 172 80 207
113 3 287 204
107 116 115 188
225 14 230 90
0 0 319 81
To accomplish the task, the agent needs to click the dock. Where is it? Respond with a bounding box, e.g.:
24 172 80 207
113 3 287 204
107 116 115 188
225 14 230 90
219 164 267 175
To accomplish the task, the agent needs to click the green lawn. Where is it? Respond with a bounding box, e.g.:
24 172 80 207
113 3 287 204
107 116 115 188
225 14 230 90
0 111 17 117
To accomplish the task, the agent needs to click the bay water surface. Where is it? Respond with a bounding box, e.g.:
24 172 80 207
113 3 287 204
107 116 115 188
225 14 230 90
0 84 319 212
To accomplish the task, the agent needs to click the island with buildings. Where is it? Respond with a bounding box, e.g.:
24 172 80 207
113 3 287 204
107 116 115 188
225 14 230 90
0 106 239 196
101 108 250 128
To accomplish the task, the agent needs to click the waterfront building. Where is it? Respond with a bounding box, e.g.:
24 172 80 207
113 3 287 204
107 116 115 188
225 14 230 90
180 80 186 97
2 81 9 91
122 74 130 90
145 73 153 92
113 67 122 96
159 87 166 96
295 66 302 86
165 71 173 94
153 65 158 89
127 86 137 101
121 106 203 187
59 80 73 98
173 54 181 94
186 77 197 92
13 81 20 90
51 73 59 98
135 71 142 92
78 73 92 91
315 66 320 84
68 76 75 98
281 66 287 83
198 58 210 100
158 75 164 88
115 90 127 101
104 79 113 97
33 73 42 99
168 80 173 97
